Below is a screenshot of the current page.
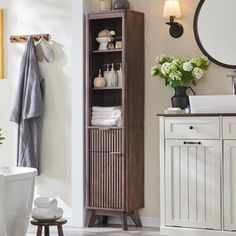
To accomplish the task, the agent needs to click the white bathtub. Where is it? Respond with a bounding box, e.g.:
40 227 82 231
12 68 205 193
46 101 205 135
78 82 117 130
0 167 37 236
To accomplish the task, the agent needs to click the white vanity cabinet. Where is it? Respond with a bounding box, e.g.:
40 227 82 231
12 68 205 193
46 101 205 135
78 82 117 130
160 115 236 236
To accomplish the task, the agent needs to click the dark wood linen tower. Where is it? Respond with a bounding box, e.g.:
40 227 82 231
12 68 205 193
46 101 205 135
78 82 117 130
85 10 144 231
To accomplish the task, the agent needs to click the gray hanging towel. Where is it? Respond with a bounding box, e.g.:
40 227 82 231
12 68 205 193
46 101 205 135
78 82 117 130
10 36 44 172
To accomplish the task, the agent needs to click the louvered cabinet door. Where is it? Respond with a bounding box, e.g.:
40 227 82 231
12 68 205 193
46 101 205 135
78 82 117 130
87 128 124 210
165 140 221 229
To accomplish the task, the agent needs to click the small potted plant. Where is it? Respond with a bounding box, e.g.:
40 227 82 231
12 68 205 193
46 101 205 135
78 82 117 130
0 129 5 145
151 55 209 109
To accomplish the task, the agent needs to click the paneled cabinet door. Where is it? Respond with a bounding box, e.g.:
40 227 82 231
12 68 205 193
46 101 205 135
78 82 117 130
224 140 236 231
165 140 221 229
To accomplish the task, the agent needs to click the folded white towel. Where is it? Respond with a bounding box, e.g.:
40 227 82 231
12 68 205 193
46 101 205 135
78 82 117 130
34 197 58 210
92 106 121 112
32 207 63 220
92 109 122 118
91 118 117 126
0 174 6 236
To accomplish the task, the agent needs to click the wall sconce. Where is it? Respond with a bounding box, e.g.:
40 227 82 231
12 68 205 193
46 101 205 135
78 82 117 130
163 0 183 38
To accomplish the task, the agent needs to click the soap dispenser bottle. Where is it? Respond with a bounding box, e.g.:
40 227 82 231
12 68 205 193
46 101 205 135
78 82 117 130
117 63 122 87
93 69 106 88
103 64 110 84
107 63 118 87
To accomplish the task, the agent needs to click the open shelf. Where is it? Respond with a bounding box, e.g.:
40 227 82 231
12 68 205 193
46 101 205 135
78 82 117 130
92 49 122 53
92 87 122 90
87 126 124 129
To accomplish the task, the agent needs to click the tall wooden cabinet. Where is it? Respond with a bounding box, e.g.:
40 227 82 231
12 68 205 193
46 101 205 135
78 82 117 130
85 10 144 230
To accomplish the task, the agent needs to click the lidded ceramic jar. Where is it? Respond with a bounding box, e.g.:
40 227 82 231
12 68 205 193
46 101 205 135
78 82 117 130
94 69 106 88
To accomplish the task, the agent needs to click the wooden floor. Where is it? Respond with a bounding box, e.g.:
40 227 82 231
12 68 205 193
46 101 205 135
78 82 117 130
27 225 161 236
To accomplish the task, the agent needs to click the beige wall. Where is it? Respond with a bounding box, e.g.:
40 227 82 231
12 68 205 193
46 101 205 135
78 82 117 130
134 0 232 218
90 0 233 218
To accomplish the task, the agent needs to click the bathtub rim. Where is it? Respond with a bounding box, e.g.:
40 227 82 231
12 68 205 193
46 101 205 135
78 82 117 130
0 167 38 181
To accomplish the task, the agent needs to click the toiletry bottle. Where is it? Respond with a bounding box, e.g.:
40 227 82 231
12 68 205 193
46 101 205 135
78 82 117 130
107 63 118 87
103 64 110 84
93 69 106 88
117 63 122 87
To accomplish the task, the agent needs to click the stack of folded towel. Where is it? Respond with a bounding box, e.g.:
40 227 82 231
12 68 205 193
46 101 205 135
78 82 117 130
91 106 122 126
32 197 63 220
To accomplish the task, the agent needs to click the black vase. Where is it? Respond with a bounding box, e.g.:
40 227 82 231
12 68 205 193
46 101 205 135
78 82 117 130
171 86 195 110
113 0 130 10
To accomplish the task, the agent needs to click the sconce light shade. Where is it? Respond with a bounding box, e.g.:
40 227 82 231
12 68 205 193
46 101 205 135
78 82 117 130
163 0 183 38
163 0 181 18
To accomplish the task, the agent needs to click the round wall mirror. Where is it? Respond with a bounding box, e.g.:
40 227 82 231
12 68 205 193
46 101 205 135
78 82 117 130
194 0 236 68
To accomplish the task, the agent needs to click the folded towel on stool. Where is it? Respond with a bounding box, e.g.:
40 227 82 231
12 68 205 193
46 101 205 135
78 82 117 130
32 207 63 220
34 197 57 210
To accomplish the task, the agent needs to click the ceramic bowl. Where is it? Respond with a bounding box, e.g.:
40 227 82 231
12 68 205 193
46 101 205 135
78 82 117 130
96 37 109 50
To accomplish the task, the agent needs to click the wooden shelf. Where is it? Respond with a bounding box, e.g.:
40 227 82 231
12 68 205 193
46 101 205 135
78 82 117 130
87 126 124 129
91 49 122 53
92 87 122 90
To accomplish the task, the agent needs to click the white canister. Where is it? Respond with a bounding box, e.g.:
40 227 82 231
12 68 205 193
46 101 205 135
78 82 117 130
99 0 112 11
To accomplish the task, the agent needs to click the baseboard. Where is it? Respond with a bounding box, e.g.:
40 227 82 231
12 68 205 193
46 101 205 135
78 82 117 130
108 216 160 228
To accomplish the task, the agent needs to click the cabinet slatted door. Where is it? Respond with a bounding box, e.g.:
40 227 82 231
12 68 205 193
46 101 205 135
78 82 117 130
165 140 221 229
88 128 124 210
224 140 236 231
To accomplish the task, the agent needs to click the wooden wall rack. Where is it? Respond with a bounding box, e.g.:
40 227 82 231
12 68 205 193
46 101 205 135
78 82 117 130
10 34 50 43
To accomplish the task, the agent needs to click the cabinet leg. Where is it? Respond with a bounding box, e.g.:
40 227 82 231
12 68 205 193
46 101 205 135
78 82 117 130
87 210 97 227
130 210 142 227
121 213 128 231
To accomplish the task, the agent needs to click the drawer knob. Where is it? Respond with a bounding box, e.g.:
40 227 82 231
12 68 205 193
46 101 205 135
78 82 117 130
189 126 194 130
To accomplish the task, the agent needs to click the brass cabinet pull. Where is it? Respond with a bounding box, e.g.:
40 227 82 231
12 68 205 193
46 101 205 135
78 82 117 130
110 151 122 155
99 128 110 131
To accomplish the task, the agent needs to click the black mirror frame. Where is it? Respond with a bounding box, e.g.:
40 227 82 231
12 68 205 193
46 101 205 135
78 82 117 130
194 0 236 69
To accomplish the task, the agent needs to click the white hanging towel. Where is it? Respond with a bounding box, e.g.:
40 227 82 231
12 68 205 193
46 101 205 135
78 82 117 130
40 38 55 63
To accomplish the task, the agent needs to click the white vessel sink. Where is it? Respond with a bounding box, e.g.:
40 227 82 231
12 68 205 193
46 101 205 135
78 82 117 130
189 95 236 113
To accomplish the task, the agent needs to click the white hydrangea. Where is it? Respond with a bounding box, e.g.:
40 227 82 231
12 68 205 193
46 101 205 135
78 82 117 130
161 62 171 75
172 58 183 66
155 54 167 64
183 61 193 72
193 67 203 80
169 71 182 81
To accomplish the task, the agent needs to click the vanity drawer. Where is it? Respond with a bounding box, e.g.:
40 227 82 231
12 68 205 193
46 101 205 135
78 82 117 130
165 117 220 139
223 117 236 139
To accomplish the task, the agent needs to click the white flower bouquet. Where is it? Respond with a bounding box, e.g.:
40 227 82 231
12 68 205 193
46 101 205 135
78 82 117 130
151 55 209 88
0 129 4 145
